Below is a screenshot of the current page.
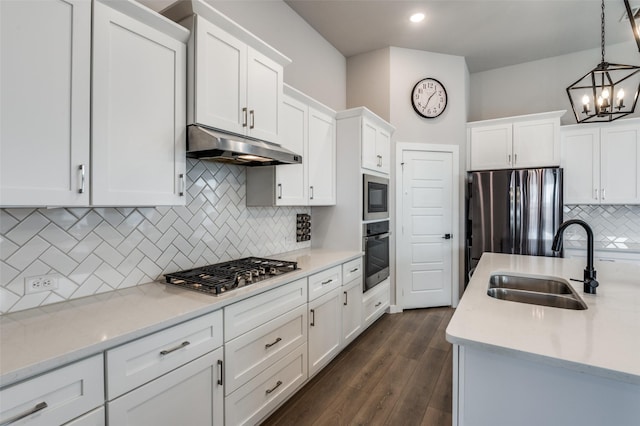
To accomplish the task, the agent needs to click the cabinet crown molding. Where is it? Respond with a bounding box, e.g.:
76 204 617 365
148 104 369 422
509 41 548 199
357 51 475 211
336 107 396 133
467 110 566 128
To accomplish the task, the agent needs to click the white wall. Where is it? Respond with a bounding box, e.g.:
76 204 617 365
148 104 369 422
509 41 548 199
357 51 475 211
208 0 346 110
470 41 640 125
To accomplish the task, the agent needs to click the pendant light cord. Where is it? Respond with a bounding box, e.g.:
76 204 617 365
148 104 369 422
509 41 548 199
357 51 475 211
601 0 606 64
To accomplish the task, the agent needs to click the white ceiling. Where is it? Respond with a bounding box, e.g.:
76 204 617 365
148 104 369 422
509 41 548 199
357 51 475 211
141 0 640 73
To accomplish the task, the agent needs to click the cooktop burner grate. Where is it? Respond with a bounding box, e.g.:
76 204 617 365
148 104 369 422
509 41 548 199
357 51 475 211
164 257 298 295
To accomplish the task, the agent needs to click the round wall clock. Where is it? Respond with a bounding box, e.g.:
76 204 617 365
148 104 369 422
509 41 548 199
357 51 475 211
411 78 448 118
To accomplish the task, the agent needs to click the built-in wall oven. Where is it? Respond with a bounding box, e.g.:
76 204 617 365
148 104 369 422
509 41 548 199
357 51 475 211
363 220 390 292
363 174 389 221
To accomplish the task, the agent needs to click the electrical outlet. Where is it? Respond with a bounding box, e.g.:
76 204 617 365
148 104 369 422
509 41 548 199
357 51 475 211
25 275 59 294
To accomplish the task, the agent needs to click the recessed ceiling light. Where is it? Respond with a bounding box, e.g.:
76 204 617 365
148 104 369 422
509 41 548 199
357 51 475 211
410 13 425 23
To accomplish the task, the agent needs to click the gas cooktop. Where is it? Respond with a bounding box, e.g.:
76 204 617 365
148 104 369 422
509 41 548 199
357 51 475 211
164 257 298 296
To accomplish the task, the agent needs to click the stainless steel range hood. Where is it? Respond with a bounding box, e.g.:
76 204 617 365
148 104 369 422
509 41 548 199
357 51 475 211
187 125 302 166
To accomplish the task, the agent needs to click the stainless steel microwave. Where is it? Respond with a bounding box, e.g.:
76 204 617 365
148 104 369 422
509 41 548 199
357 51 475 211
363 174 389 221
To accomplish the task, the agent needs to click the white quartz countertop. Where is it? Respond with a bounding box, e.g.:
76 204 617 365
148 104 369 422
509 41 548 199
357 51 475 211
0 248 362 387
446 253 640 385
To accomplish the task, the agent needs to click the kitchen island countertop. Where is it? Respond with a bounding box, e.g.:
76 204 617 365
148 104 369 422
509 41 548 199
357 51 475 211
0 248 362 388
446 253 640 385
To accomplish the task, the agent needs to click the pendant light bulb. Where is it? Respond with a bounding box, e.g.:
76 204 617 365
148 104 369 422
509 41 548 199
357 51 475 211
582 95 590 105
617 88 625 100
601 88 610 99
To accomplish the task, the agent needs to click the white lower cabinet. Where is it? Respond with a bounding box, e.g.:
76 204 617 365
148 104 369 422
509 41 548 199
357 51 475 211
363 278 390 328
0 355 104 426
308 288 342 377
224 344 307 426
342 278 363 346
107 348 223 426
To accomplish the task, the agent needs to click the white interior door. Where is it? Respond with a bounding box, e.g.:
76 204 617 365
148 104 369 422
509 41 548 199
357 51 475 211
398 149 454 309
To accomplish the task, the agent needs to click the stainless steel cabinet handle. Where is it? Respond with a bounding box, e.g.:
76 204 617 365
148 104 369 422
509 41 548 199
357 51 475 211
179 173 185 196
310 309 315 326
349 268 358 273
514 153 517 164
321 279 333 285
217 359 223 386
594 188 598 200
277 183 282 199
242 107 248 127
344 291 348 306
377 154 382 167
507 154 511 164
78 164 85 194
249 110 255 129
602 188 606 200
265 380 283 395
309 186 314 200
265 337 282 349
1 402 47 425
375 302 382 307
159 341 190 356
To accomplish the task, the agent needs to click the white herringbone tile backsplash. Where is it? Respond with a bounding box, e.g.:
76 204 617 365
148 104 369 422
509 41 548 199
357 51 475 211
563 205 640 248
0 160 310 314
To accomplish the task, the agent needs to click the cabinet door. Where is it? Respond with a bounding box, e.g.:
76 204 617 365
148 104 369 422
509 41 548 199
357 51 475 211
561 128 600 204
600 124 640 204
469 124 513 170
377 127 391 174
247 48 283 144
361 118 380 171
276 95 307 205
513 119 560 168
194 16 247 135
308 289 342 376
0 0 91 206
92 2 186 206
342 279 363 346
308 107 336 205
108 348 223 426
64 407 105 426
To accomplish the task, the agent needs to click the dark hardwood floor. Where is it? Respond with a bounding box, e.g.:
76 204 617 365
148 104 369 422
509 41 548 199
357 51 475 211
262 307 455 426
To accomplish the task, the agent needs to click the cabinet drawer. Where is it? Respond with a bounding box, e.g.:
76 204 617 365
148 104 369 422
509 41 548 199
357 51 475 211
225 304 307 395
224 278 307 342
225 343 307 426
108 348 223 426
106 309 222 399
308 266 342 301
65 406 105 426
342 257 362 285
0 354 104 426
363 279 390 327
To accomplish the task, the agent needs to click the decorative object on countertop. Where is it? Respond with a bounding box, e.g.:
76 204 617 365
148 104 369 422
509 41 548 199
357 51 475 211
624 0 640 52
566 0 640 123
296 213 311 242
552 219 599 294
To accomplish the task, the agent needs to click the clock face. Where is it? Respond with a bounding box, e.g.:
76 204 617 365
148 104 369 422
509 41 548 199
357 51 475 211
411 78 448 118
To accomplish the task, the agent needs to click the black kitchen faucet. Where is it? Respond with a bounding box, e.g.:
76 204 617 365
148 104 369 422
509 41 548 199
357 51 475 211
551 219 599 294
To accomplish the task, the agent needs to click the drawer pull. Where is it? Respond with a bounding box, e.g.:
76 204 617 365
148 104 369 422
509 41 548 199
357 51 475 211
265 337 282 349
265 380 283 395
321 279 333 285
159 341 190 356
375 302 382 307
349 268 359 273
217 359 224 386
344 291 348 306
310 309 315 326
2 401 47 425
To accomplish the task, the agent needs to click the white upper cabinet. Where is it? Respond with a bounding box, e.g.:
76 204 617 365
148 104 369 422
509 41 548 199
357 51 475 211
92 0 187 206
245 85 336 206
1 0 188 207
1 0 91 206
163 1 291 144
362 117 392 175
468 111 564 171
562 119 640 205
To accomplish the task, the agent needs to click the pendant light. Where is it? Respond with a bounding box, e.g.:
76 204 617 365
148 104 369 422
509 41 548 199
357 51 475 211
624 0 640 52
566 0 640 123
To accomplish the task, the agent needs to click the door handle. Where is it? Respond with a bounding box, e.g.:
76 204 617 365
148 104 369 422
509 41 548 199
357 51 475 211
442 234 452 240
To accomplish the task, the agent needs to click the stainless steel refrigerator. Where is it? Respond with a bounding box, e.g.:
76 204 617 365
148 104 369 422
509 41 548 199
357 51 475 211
466 167 563 279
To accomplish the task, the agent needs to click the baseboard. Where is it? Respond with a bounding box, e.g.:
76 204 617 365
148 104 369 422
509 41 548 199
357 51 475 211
388 304 403 314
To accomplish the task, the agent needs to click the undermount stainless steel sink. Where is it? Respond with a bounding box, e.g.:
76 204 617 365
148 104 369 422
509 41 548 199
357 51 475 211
487 274 587 310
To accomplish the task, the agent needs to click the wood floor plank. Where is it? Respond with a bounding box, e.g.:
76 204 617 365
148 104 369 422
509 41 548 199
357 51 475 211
262 308 455 426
